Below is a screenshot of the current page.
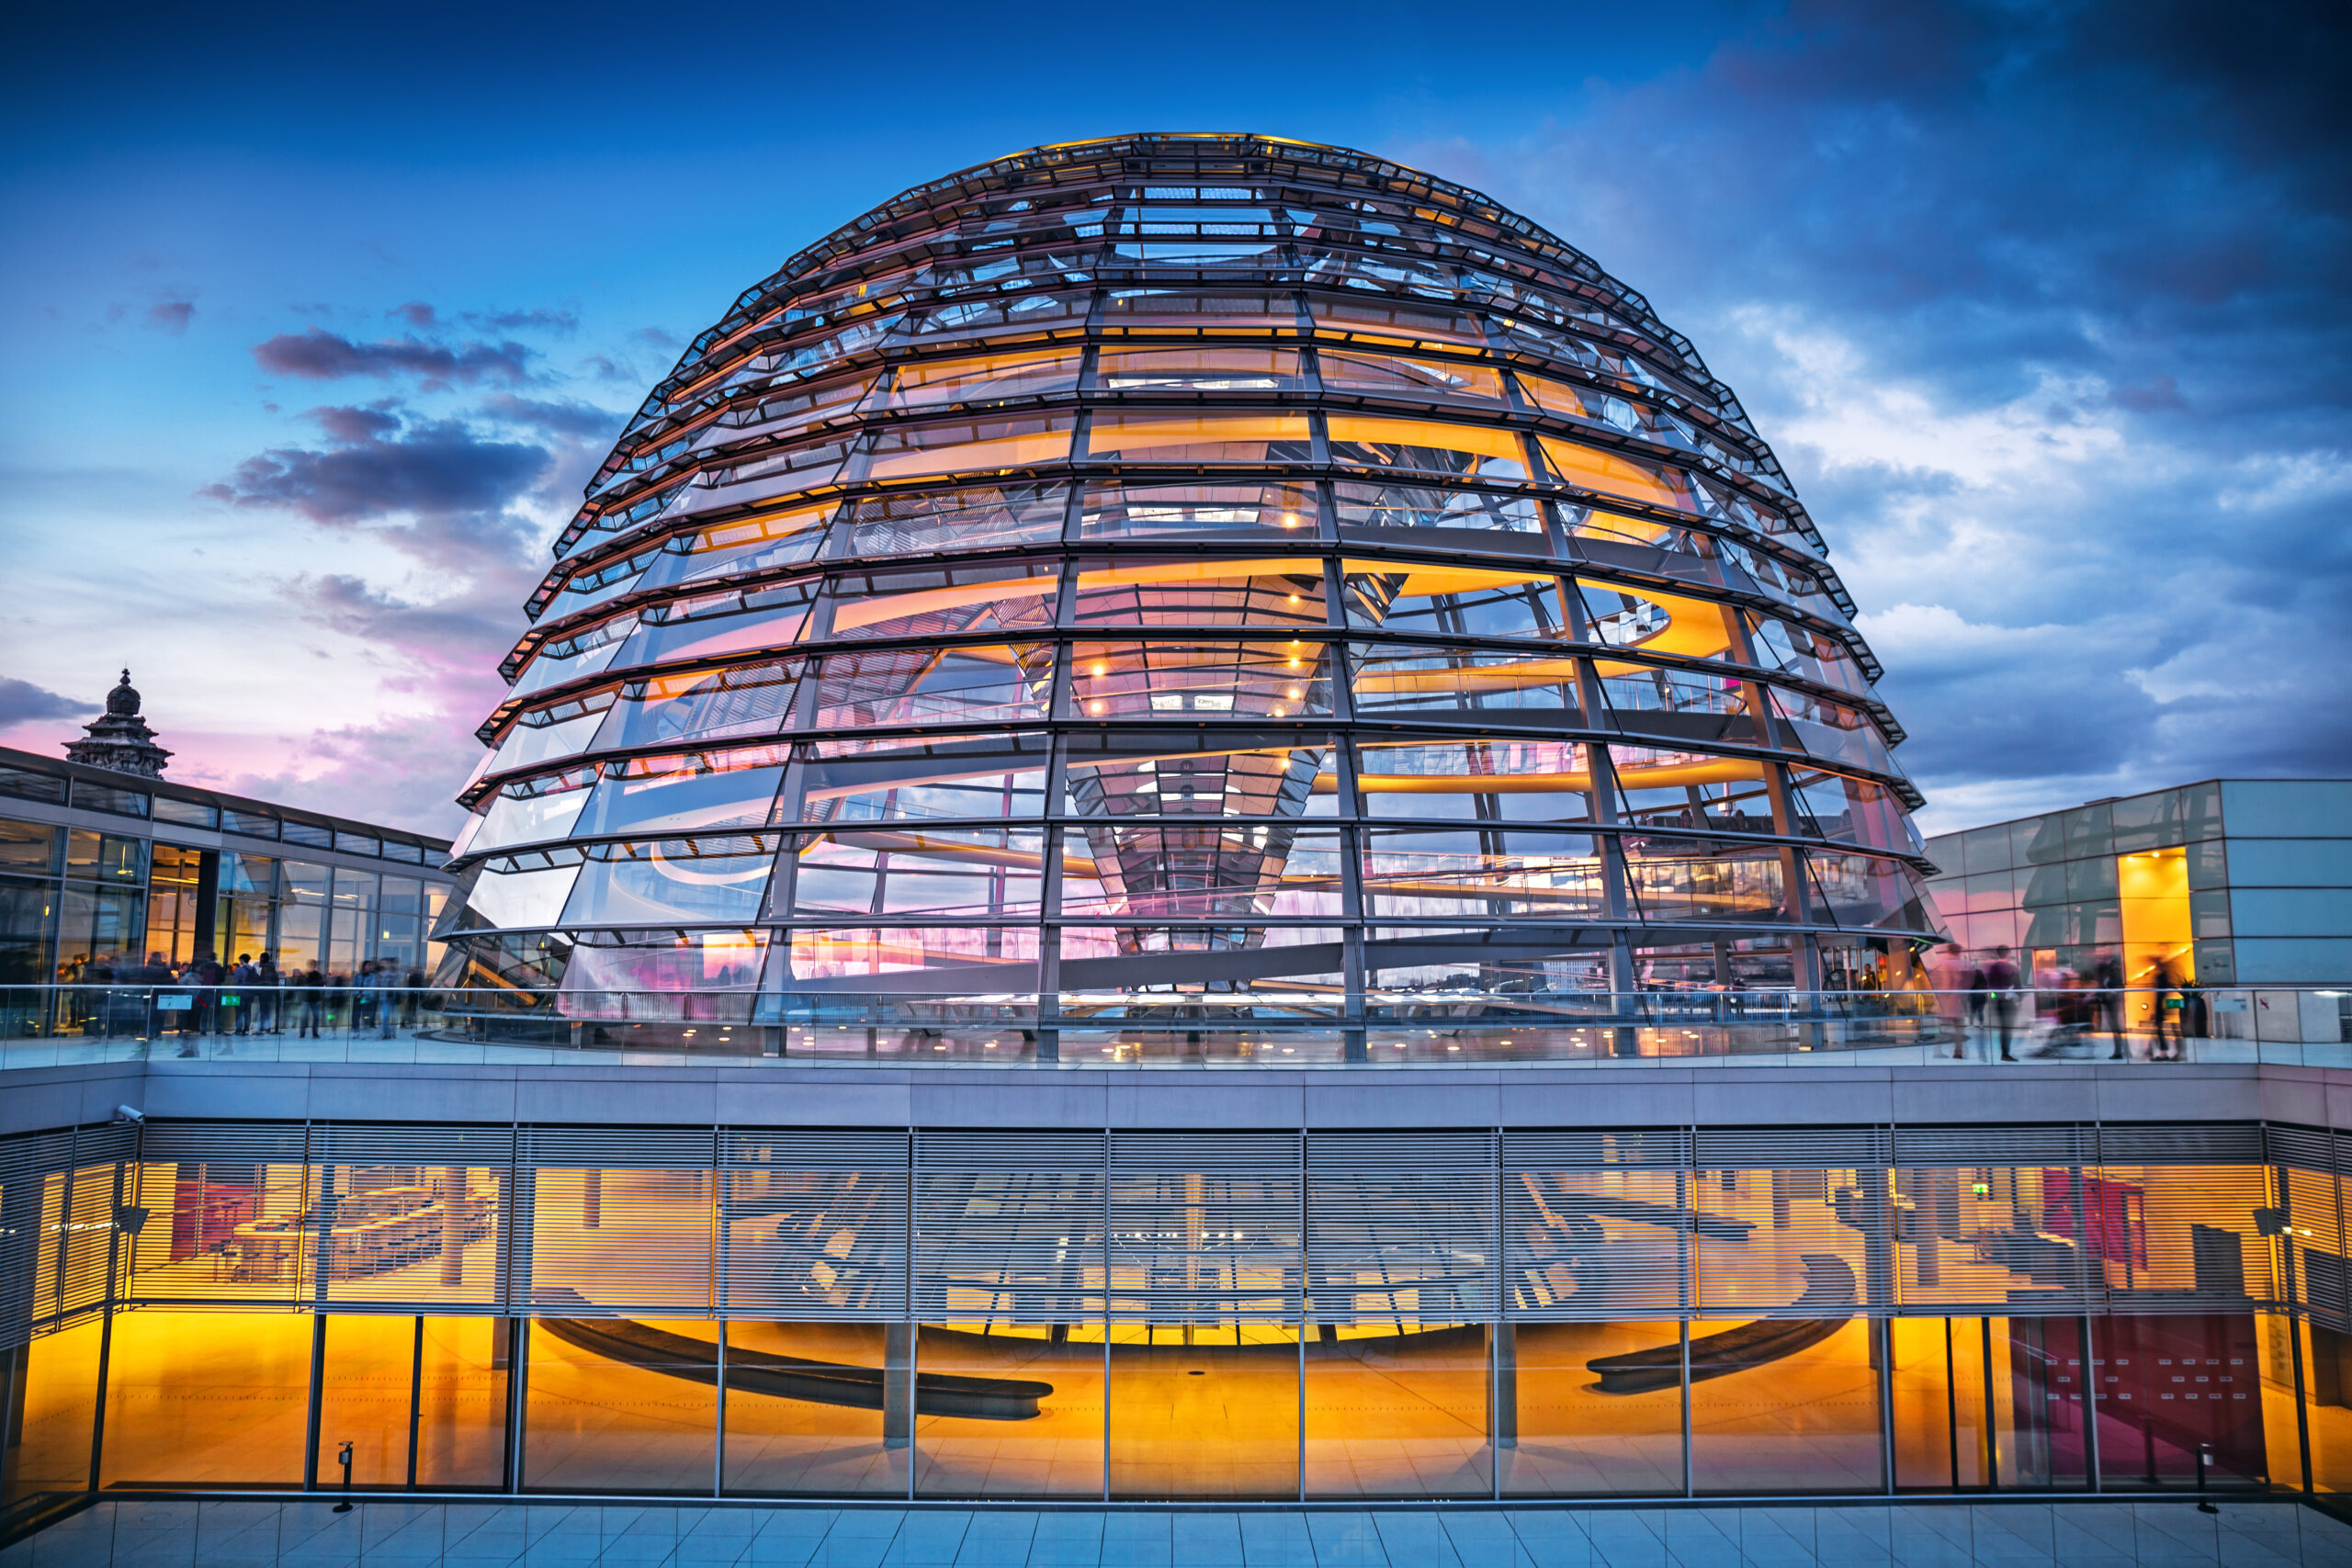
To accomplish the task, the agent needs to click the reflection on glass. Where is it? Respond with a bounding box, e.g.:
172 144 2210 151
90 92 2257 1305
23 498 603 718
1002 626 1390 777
1687 1316 1882 1493
0 1317 100 1507
721 1321 909 1496
1305 1325 1490 1497
1107 1325 1299 1498
522 1317 716 1493
1499 1321 1683 1495
99 1311 312 1488
914 1325 1104 1497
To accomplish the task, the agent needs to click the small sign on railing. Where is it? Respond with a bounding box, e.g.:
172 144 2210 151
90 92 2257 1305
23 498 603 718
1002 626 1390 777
158 994 193 1010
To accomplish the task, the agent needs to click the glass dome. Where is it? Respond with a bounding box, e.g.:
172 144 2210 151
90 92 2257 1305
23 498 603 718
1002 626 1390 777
436 133 1941 1052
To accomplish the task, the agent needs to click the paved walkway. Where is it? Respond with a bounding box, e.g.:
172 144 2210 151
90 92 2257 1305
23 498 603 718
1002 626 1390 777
6 1498 2350 1567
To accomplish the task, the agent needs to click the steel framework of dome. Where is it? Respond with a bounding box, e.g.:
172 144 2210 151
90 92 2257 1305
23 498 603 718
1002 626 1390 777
436 132 1940 1052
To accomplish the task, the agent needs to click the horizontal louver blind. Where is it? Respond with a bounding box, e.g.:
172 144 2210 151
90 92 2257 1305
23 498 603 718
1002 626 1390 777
721 1129 908 1320
1307 1133 1494 1326
2096 1124 2278 1312
2266 1124 2335 1174
1504 1130 1689 1321
1694 1129 1890 1315
0 1130 76 1349
126 1122 313 1304
518 1127 716 1315
1892 1124 2098 1314
916 1132 1103 1325
307 1123 514 1312
1109 1132 1299 1322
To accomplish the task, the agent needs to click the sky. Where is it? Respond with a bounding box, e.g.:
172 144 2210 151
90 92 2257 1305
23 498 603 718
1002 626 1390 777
1 0 2346 840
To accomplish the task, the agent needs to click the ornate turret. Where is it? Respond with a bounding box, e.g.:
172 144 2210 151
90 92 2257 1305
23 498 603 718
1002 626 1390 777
63 670 173 778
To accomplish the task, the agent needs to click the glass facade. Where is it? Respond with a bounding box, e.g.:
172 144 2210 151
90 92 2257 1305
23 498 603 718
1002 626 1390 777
10 1115 2352 1510
0 754 456 1038
1924 778 2352 1003
438 133 1941 1036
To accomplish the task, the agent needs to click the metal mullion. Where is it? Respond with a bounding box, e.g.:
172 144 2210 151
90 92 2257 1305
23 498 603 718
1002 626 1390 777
407 1315 424 1490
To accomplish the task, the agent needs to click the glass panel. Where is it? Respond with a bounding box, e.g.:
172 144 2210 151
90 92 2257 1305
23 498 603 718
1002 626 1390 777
70 783 149 818
152 797 217 829
457 864 578 931
1063 731 1330 823
1318 351 1505 402
797 735 1050 827
0 818 62 874
595 660 800 752
792 829 1045 919
1086 412 1310 465
472 785 593 854
1359 829 1605 922
1094 345 1305 392
613 581 817 671
814 645 1054 731
2303 1319 2352 1493
884 349 1083 409
491 710 609 776
97 1311 312 1487
573 749 788 839
1891 1316 1993 1489
1332 479 1543 539
863 413 1074 481
312 1314 418 1488
826 484 1066 559
825 561 1057 642
1072 558 1328 628
560 837 777 927
1071 640 1331 720
1343 560 1565 638
1539 435 1700 513
1106 1325 1300 1498
1326 415 1527 481
1354 739 1596 824
0 1317 102 1509
1307 296 1487 349
1347 645 1583 718
720 1321 910 1495
2091 1314 2270 1490
1078 479 1318 541
65 830 145 884
1304 1327 1491 1498
521 1317 717 1493
0 765 67 805
637 505 831 593
1062 826 1341 922
417 1316 510 1488
1688 1316 1881 1493
1500 1321 1685 1495
913 1325 1105 1498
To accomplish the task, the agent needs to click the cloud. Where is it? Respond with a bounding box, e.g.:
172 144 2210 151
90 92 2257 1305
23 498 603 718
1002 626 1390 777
466 307 579 334
203 405 551 531
145 298 194 333
251 326 533 387
390 301 436 328
480 392 623 441
1401 0 2352 827
0 677 84 726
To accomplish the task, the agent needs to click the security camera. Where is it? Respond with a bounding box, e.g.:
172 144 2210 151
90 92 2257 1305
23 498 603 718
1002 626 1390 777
113 1105 144 1124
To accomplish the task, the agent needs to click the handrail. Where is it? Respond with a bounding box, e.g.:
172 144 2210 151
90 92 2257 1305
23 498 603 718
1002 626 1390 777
2 982 2342 1069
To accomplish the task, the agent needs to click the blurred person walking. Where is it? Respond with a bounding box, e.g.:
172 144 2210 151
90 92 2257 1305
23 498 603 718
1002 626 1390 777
2149 954 2183 1060
2096 953 2126 1060
297 961 326 1039
1986 946 2020 1062
256 952 280 1033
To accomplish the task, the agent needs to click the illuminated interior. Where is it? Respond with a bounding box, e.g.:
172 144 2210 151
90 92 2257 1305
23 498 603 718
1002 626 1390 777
6 1124 2335 1506
434 133 1939 1028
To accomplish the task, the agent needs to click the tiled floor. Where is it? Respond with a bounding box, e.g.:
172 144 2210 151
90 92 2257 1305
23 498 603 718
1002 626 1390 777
5 1499 2349 1568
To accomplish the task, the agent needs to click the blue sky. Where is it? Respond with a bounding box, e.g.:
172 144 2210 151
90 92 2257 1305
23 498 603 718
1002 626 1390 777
2 0 2346 837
